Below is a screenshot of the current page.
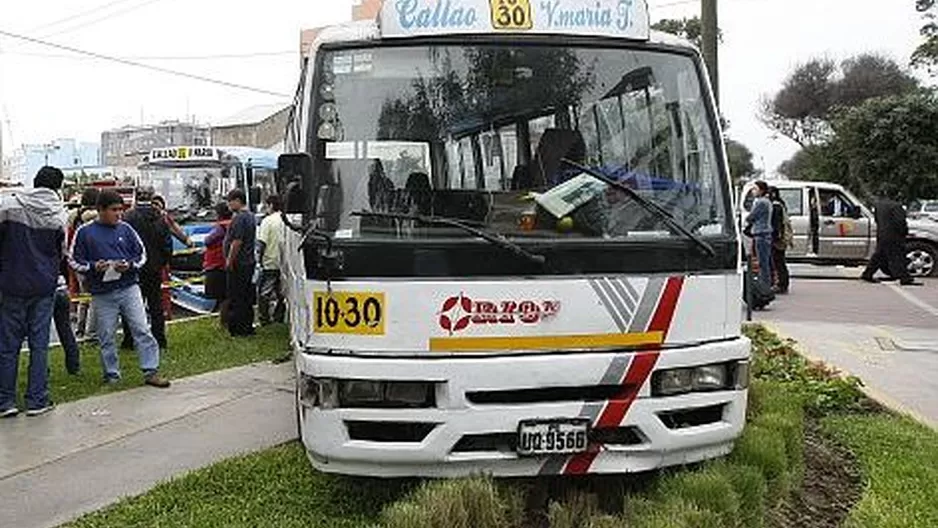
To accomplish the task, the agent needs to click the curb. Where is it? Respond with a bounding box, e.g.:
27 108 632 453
757 321 938 431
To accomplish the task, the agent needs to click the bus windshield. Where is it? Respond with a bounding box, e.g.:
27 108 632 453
138 166 224 221
310 43 729 243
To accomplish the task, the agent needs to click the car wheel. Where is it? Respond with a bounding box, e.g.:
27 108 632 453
906 241 937 278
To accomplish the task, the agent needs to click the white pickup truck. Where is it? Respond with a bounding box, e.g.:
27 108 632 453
740 180 938 278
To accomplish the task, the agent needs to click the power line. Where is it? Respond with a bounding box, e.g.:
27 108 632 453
27 0 141 34
0 28 289 98
41 0 168 39
4 50 296 61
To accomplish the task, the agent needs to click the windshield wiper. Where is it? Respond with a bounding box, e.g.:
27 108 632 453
560 159 716 258
351 211 547 268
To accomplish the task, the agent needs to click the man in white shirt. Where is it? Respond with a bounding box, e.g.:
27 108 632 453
257 195 285 325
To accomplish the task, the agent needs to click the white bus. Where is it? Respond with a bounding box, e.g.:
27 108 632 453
278 0 749 478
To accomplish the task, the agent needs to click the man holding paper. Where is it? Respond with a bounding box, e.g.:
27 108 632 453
69 190 170 388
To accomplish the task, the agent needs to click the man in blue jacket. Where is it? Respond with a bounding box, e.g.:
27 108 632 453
70 190 170 388
0 167 68 418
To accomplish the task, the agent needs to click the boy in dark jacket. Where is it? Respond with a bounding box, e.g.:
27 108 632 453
0 167 68 418
120 186 170 350
69 190 170 388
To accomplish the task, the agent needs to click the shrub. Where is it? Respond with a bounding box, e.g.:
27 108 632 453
382 476 523 528
654 466 741 527
731 424 792 503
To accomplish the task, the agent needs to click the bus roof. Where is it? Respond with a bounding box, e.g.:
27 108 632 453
306 1 695 57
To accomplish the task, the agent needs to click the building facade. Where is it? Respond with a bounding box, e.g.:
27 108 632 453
8 139 101 186
211 104 291 152
100 121 210 167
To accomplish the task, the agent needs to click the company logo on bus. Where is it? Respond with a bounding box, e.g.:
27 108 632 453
438 294 560 334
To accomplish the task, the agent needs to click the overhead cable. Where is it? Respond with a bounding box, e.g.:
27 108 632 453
0 28 289 98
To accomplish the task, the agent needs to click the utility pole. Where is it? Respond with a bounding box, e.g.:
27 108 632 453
701 0 719 107
0 114 4 180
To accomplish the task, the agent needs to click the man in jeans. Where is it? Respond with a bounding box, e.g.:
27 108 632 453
224 189 257 337
746 180 774 286
69 190 170 388
257 195 285 325
0 167 68 418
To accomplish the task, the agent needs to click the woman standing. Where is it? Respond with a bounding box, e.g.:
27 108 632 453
203 203 233 327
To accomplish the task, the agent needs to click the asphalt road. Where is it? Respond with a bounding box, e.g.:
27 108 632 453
757 264 938 428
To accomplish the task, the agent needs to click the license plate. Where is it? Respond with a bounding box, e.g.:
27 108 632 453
490 0 533 31
313 291 386 335
517 420 589 456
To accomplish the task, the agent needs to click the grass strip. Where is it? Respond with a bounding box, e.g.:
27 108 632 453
15 319 289 406
64 443 415 528
63 324 938 528
824 414 938 528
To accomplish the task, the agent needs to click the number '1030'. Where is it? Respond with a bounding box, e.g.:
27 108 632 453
316 296 382 328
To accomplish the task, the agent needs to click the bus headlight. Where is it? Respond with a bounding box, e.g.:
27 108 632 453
300 376 436 409
652 362 738 397
655 369 694 396
341 380 384 405
693 365 728 391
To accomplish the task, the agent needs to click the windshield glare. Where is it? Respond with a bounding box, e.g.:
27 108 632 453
139 167 224 219
311 44 729 241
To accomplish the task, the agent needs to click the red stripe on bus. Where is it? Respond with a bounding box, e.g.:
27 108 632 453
562 277 685 475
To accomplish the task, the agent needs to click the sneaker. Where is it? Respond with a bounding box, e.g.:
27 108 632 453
144 374 171 389
0 407 19 419
26 403 55 417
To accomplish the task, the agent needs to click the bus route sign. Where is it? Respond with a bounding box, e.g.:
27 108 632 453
380 0 650 41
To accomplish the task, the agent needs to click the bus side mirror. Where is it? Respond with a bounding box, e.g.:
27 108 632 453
277 153 313 214
284 182 308 215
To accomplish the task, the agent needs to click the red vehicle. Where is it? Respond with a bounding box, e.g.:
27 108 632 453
88 180 136 209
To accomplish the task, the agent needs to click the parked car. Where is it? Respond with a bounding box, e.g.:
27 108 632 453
907 199 938 222
739 180 938 278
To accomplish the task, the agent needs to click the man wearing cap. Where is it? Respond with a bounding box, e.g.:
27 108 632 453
0 167 68 417
120 186 171 350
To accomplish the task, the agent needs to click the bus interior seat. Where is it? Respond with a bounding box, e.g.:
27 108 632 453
404 172 433 215
511 164 533 191
532 128 587 187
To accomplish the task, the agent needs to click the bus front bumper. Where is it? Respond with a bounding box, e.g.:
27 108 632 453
295 338 750 478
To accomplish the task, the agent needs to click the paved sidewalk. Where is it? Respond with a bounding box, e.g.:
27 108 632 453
757 276 938 430
0 362 296 528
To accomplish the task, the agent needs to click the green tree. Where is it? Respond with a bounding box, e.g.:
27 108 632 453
913 0 938 72
724 139 760 183
826 92 938 202
651 17 721 48
762 54 919 148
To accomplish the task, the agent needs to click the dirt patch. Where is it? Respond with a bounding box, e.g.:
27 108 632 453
771 421 864 528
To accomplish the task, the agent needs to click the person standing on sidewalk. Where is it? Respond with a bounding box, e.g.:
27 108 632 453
119 186 170 351
203 202 233 328
0 166 68 418
861 195 922 286
53 272 80 376
224 189 257 337
746 180 774 287
768 186 792 294
69 190 171 388
257 195 285 326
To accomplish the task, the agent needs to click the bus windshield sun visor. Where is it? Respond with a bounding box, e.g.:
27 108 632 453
350 211 548 268
559 159 716 258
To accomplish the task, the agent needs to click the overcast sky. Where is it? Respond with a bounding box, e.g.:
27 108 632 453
0 0 931 172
